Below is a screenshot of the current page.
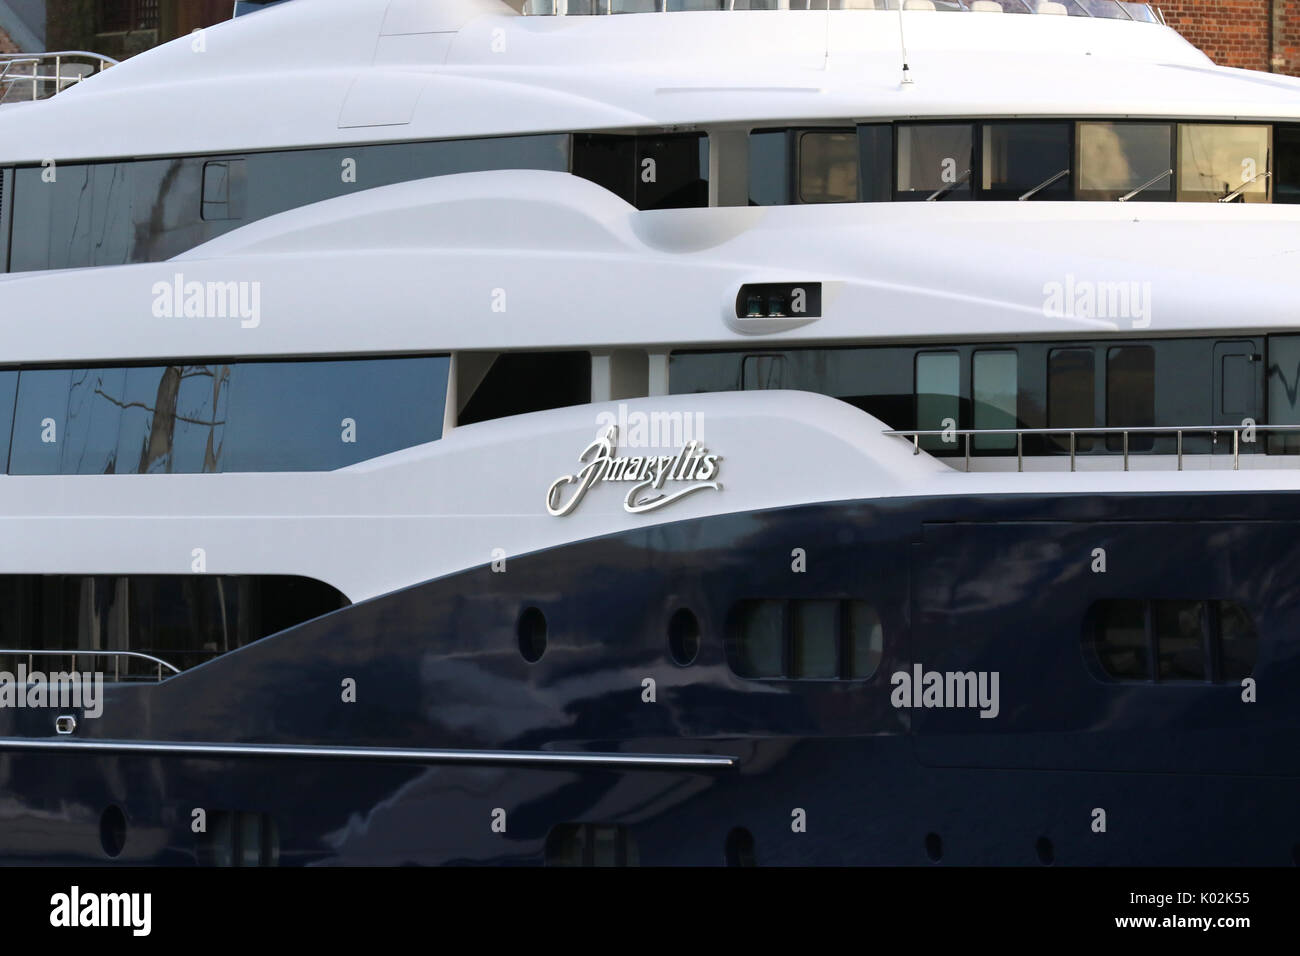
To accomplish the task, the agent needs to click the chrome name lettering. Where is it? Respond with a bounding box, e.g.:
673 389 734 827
547 426 721 517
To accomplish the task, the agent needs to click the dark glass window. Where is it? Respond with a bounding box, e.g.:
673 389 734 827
1277 125 1300 205
972 350 1017 451
1094 599 1148 680
792 600 838 678
201 160 247 221
1048 348 1095 452
64 367 127 475
916 351 960 453
798 131 858 204
748 130 789 206
225 357 447 472
10 368 73 475
845 600 883 679
0 370 17 472
458 352 589 426
1090 599 1257 683
545 824 639 867
1106 346 1155 451
1215 600 1257 680
0 574 347 679
1076 122 1173 201
572 133 707 210
731 600 784 678
981 123 1072 200
857 125 893 203
1267 335 1300 454
730 598 884 680
1153 600 1205 681
895 124 973 201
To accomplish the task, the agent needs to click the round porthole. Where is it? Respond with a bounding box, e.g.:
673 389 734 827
100 805 127 859
517 607 547 663
667 608 701 666
724 827 757 867
925 832 943 863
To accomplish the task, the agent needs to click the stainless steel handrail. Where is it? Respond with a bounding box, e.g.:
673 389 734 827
0 52 118 103
0 648 180 682
884 423 1300 473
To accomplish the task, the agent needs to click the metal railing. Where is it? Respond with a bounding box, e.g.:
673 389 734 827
0 649 180 682
0 52 119 104
884 424 1300 473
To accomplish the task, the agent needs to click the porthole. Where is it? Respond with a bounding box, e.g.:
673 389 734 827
724 827 757 867
925 832 943 863
99 805 127 859
667 608 700 666
517 607 547 663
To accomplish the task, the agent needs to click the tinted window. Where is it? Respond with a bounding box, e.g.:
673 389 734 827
792 600 838 678
798 131 858 204
1266 335 1300 454
973 350 1017 451
1106 346 1154 451
64 367 127 474
1277 125 1300 205
732 600 784 678
10 368 73 475
225 357 448 472
916 351 959 453
458 352 589 426
1093 599 1148 679
857 124 893 203
981 123 1071 200
896 124 973 201
0 371 17 471
749 130 789 206
1177 124 1271 203
545 824 639 867
118 365 232 475
730 598 884 680
1153 599 1205 681
572 133 707 210
1215 600 1257 680
0 574 347 679
1076 122 1173 201
1048 348 1095 452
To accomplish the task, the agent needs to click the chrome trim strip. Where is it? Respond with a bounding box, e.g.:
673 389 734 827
0 737 737 769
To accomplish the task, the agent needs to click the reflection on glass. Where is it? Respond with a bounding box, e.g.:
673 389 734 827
10 369 72 475
973 351 1017 450
916 351 960 452
749 130 789 206
982 123 1071 200
792 600 838 678
1266 335 1300 454
1215 601 1257 680
1077 122 1173 201
896 125 973 200
64 367 127 474
846 601 883 679
1047 348 1095 452
1095 600 1148 679
734 600 784 678
1106 346 1155 452
1177 124 1271 203
1153 600 1205 681
799 132 859 204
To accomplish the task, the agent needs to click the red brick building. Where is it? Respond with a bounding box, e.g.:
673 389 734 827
1161 0 1300 76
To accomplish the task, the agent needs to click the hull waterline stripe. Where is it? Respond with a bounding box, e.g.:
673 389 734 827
0 737 736 769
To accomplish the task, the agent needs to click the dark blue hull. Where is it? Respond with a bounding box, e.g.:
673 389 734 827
3 490 1298 865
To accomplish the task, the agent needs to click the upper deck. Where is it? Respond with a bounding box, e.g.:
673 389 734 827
0 0 1294 166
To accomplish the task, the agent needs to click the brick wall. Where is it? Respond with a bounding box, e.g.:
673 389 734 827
0 25 19 54
1160 0 1300 76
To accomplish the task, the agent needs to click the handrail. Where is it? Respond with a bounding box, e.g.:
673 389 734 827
0 52 118 103
883 423 1300 473
0 648 180 682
